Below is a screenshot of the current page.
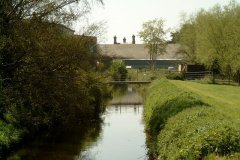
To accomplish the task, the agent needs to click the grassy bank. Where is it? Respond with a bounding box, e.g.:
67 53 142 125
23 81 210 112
171 80 240 123
144 79 240 159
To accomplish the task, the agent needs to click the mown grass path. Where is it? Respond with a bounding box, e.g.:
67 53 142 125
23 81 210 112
171 80 240 124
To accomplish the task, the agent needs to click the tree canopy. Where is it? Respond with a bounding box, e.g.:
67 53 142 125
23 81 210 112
0 0 110 137
176 0 240 84
139 18 168 69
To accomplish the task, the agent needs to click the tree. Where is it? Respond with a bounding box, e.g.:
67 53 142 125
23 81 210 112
177 21 197 63
2 19 110 129
177 0 240 84
0 0 103 83
139 18 168 69
0 0 110 133
170 31 180 43
194 3 240 83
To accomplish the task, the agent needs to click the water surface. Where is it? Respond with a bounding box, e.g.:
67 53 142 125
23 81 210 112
7 86 148 160
80 105 147 160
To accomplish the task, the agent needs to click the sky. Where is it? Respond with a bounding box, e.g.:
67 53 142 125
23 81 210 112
74 0 239 44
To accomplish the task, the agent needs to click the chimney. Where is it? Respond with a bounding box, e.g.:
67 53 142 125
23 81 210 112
132 35 135 44
114 36 117 44
123 37 126 44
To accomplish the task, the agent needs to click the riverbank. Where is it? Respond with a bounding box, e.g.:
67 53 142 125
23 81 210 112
144 79 240 159
0 72 111 159
6 85 147 160
6 120 103 160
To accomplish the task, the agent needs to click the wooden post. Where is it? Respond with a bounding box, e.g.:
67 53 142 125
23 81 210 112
137 69 138 81
238 70 240 86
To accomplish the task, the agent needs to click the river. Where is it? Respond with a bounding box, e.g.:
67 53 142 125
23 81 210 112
7 85 148 160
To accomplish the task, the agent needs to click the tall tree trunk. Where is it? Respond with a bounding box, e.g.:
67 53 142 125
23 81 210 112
228 73 231 85
212 71 215 84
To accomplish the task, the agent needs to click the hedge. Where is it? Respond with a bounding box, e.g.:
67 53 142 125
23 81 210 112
144 79 240 159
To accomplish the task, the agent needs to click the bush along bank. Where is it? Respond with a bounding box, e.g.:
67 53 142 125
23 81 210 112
0 71 111 156
0 121 24 158
144 79 240 159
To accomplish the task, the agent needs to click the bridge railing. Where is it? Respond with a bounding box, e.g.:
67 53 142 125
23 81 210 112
111 74 142 82
109 74 151 84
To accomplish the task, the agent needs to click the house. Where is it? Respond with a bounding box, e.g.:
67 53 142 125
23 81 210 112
57 24 75 35
57 25 98 55
74 35 98 55
100 36 182 69
178 64 206 72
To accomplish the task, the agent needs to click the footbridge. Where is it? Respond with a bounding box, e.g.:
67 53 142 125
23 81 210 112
109 80 151 84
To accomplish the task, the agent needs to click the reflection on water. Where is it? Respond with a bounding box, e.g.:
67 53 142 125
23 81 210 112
7 122 102 160
113 105 141 114
110 85 143 106
78 105 147 160
111 84 128 98
7 85 147 160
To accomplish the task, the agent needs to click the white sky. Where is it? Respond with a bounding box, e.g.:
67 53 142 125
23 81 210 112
74 0 239 44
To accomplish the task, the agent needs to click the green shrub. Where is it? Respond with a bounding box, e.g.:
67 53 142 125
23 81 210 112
144 79 207 156
144 79 181 128
144 79 206 136
166 72 184 80
195 75 214 84
109 60 128 81
0 121 22 149
144 79 240 159
205 153 240 160
157 107 240 160
148 93 206 136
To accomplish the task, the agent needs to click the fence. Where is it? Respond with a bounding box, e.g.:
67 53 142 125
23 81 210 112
113 70 213 81
184 71 213 80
